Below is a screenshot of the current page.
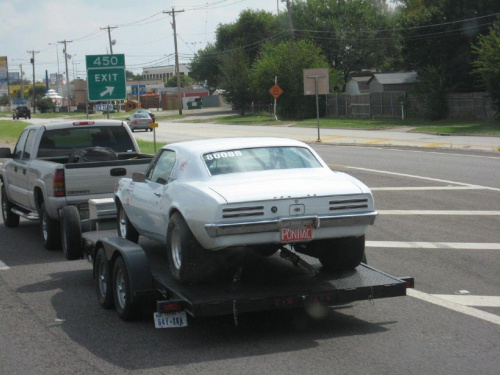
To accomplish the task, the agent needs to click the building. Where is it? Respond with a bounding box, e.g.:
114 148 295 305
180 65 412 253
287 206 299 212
345 76 372 95
368 72 418 93
141 64 190 82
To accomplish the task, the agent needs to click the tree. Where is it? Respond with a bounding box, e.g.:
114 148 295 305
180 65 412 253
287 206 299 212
0 94 10 106
472 21 500 117
412 64 450 120
396 0 500 92
36 98 55 113
292 0 402 90
126 70 142 80
189 43 221 90
164 74 195 88
251 39 336 119
218 48 256 116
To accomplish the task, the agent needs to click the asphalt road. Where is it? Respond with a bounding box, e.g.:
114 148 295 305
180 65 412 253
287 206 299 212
0 138 498 374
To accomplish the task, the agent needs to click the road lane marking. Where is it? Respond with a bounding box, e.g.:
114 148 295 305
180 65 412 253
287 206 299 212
407 289 500 326
366 241 500 250
377 210 500 215
371 186 481 191
321 136 346 141
432 295 500 307
0 260 9 270
421 142 446 148
362 138 391 145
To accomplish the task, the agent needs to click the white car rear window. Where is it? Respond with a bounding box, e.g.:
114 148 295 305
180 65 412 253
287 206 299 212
203 146 322 176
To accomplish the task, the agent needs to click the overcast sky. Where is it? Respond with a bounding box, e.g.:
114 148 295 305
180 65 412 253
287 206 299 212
1 0 281 82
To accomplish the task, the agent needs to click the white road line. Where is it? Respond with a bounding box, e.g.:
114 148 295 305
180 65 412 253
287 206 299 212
339 165 500 192
0 260 9 270
366 241 500 250
432 295 500 307
371 186 481 191
377 210 500 215
408 289 500 326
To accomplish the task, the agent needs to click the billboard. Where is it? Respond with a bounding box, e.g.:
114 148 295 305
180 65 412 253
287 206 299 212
0 56 8 86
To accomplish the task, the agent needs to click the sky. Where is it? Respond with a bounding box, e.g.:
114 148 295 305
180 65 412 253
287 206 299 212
0 0 281 83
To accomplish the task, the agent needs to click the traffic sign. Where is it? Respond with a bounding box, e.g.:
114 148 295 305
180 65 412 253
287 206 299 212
269 84 283 99
86 54 126 102
139 84 146 95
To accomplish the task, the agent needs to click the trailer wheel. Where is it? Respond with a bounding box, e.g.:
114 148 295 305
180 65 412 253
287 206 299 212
117 203 139 243
61 206 82 260
113 256 139 320
166 212 215 284
40 202 61 250
95 247 114 309
1 185 20 227
313 235 365 272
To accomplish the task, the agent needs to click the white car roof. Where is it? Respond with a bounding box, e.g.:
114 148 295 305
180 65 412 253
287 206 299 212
162 137 311 154
26 119 126 130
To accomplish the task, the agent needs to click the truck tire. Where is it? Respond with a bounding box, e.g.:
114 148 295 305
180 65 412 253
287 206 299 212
1 186 20 227
117 203 139 243
40 202 61 250
95 247 114 309
113 256 139 320
311 235 366 273
166 212 216 284
61 205 82 260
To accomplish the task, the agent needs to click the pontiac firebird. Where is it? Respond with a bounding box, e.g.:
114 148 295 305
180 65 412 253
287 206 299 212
114 137 377 284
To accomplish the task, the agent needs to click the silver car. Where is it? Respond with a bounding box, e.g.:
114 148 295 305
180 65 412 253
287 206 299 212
115 137 377 284
127 113 153 132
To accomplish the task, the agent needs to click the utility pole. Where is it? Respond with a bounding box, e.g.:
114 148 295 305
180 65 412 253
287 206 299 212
101 26 117 54
49 42 61 94
27 50 39 113
164 7 185 115
19 64 24 102
285 0 296 60
58 40 73 113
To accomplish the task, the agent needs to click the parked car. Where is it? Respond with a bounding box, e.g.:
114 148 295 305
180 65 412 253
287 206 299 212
115 137 377 284
127 112 153 132
13 106 31 120
133 109 155 123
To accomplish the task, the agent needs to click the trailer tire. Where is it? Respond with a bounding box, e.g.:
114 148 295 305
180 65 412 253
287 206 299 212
113 256 139 320
95 247 114 309
1 185 20 227
61 205 82 260
40 202 61 250
312 235 365 272
117 203 139 243
166 212 216 284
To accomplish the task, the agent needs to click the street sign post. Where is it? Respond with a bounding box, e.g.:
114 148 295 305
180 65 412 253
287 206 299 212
86 54 126 102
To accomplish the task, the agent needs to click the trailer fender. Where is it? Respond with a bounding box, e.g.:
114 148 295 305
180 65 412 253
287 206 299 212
96 237 155 304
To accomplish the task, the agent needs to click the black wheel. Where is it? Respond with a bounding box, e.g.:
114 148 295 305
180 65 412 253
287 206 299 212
12 114 15 120
1 185 20 227
113 256 139 320
95 247 114 309
310 235 366 272
117 203 139 243
166 212 216 284
61 205 82 260
40 202 61 250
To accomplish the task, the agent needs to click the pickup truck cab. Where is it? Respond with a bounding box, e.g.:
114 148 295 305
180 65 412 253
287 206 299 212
0 119 153 257
13 106 31 120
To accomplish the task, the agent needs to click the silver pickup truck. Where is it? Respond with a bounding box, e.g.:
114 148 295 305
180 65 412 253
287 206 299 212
0 119 153 258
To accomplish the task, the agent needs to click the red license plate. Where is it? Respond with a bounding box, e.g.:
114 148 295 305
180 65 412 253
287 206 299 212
281 225 312 242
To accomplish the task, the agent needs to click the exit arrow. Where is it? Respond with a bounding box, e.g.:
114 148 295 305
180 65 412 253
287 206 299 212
100 86 115 97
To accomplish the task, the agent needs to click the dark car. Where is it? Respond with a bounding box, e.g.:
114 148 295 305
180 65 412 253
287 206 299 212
13 106 31 120
133 109 155 123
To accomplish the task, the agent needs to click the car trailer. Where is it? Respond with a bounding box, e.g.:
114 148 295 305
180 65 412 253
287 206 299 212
79 199 414 328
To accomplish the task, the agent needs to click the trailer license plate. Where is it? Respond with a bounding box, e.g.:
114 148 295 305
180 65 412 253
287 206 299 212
281 224 312 242
154 311 188 328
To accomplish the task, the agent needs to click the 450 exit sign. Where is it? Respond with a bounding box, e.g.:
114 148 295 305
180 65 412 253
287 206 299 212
86 54 126 102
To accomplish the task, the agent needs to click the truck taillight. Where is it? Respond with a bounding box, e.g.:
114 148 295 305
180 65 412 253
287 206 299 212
53 169 65 197
73 121 95 126
149 119 153 124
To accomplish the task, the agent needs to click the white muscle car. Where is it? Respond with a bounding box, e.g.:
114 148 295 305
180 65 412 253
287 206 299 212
114 137 377 284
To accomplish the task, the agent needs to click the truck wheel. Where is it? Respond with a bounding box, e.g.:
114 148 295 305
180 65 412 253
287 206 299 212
61 205 82 260
117 203 139 243
113 256 139 320
95 247 114 309
40 202 61 250
166 212 215 284
1 186 20 227
313 235 366 272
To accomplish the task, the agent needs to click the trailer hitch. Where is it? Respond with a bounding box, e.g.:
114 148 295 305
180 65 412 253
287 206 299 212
279 247 319 276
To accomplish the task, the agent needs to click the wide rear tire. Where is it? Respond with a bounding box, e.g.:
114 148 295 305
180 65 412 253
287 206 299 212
308 235 366 272
1 185 20 227
40 202 61 250
117 203 139 243
61 205 82 260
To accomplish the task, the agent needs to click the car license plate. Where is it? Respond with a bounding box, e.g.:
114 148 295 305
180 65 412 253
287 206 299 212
281 224 312 242
154 311 188 328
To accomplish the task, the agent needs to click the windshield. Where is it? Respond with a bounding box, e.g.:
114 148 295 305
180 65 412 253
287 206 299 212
38 125 136 157
203 146 323 176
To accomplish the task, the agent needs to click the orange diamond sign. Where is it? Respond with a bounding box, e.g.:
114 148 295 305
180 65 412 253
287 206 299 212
269 84 284 99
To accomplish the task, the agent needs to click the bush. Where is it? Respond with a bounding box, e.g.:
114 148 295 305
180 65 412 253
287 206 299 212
36 98 55 113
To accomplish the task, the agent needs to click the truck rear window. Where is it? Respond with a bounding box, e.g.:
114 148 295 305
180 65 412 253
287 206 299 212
38 126 135 157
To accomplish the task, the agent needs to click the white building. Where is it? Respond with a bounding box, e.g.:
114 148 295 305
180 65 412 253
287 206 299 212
141 64 190 81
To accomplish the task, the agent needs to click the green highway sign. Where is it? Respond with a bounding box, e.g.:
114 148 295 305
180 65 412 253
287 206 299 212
86 54 126 101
